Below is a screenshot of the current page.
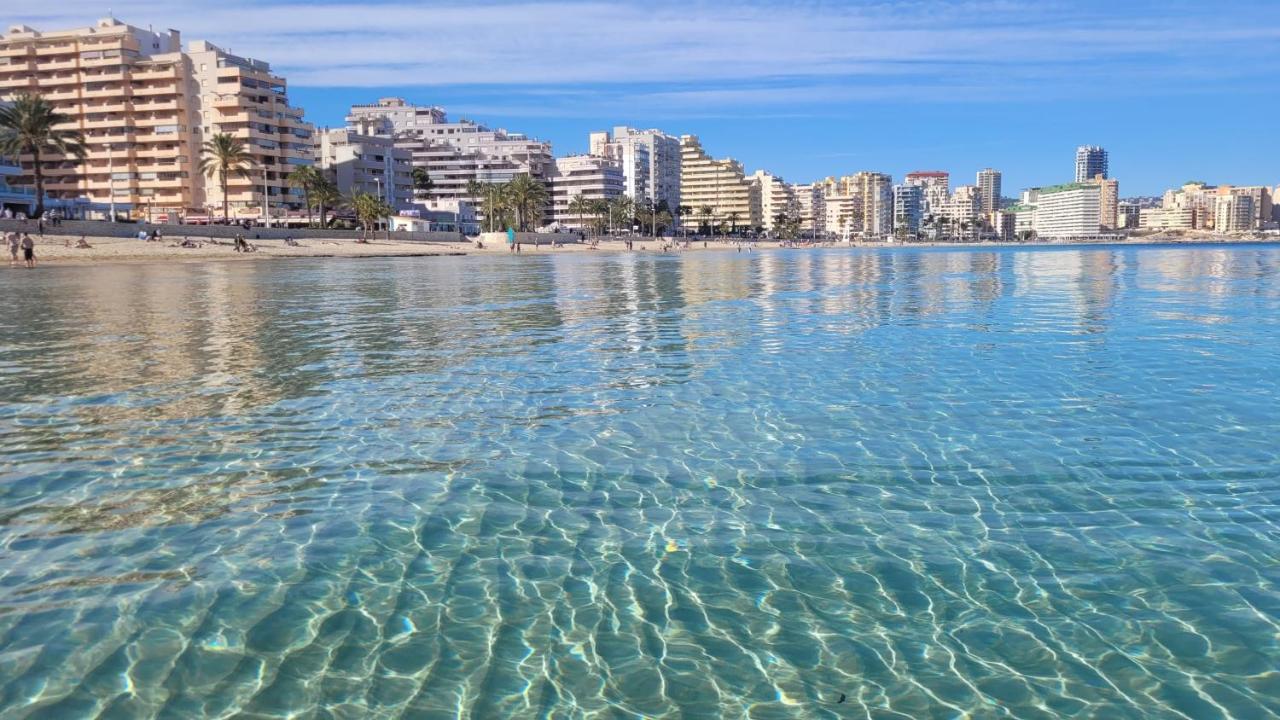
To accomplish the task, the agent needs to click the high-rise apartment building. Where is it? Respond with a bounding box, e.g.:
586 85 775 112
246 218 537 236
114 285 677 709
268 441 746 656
348 98 553 203
588 127 681 213
0 18 316 221
0 19 196 218
187 41 315 219
679 135 761 231
1090 174 1119 229
792 183 825 238
904 171 951 216
941 185 982 236
1075 145 1108 183
315 128 413 210
892 184 923 235
1214 192 1256 232
1034 182 1102 239
855 172 893 236
749 170 796 232
976 168 1002 214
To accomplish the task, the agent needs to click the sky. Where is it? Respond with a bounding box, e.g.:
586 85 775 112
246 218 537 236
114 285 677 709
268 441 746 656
12 0 1280 196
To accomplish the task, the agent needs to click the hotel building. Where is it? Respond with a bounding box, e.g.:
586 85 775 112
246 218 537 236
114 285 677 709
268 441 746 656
856 171 893 236
892 183 923 235
904 171 951 216
347 97 553 204
679 135 761 231
792 183 826 237
589 126 681 213
547 154 623 229
1213 192 1256 232
1091 175 1119 230
315 128 414 210
1033 182 1102 239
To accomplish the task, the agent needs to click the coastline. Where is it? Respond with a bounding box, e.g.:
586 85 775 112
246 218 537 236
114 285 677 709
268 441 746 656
4 230 1276 268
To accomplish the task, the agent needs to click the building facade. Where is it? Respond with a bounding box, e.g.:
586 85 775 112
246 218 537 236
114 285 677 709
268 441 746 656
1074 145 1108 183
792 183 825 238
348 97 553 204
1033 182 1102 238
679 135 761 232
547 154 623 229
1092 175 1119 229
315 128 414 210
976 168 1002 215
855 171 893 236
1214 193 1256 232
904 171 950 218
892 183 923 236
750 170 796 232
588 126 681 214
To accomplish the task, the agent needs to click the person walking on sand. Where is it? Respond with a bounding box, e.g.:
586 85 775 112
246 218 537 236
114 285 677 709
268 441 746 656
507 227 516 254
21 233 36 268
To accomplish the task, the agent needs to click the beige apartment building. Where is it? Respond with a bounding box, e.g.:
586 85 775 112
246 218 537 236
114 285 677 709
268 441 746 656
0 18 314 221
0 19 196 218
749 170 796 232
316 128 413 210
679 135 761 232
548 155 624 229
792 183 826 237
1091 175 1119 230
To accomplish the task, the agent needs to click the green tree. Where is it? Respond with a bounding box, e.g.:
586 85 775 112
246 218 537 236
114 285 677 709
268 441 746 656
312 173 341 228
588 198 610 234
468 178 511 232
349 191 394 242
504 173 549 231
287 165 322 227
0 93 87 219
726 211 740 236
199 133 254 223
700 205 714 236
568 194 593 232
411 167 433 199
607 195 634 235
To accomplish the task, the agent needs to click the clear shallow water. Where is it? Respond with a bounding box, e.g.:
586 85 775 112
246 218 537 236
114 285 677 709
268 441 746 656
1 244 1279 719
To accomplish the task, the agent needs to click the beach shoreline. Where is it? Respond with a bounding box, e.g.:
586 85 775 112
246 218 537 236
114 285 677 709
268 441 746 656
3 230 1275 267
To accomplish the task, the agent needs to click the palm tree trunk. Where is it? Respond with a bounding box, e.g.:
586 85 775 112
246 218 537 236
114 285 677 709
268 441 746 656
304 189 313 228
32 148 44 219
220 168 229 223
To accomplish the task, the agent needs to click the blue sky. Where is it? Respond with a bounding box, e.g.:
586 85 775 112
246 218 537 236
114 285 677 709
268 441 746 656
17 0 1280 195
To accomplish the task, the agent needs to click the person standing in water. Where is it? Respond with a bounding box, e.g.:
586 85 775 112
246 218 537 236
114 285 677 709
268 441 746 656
21 233 36 268
7 232 18 267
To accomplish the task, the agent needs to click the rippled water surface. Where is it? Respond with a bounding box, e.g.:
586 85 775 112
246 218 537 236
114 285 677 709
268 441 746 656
2 244 1280 719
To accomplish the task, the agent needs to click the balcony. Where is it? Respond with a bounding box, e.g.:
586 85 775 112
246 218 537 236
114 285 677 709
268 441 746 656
38 73 82 87
0 46 36 59
132 84 179 97
133 99 184 113
43 58 79 71
44 88 81 101
83 86 129 99
82 70 126 83
34 44 77 57
0 76 37 90
132 68 179 81
0 59 36 73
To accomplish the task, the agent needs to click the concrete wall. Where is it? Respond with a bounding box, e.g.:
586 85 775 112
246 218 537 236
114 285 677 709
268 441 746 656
0 218 471 244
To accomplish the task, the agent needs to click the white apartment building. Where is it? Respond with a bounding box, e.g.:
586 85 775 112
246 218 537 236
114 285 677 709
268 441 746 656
548 155 623 229
588 126 681 214
825 193 861 239
1214 193 1255 232
679 135 761 232
1033 182 1102 239
976 168 1002 215
347 97 553 203
792 183 826 237
904 171 950 216
315 128 414 210
750 170 797 232
940 185 981 233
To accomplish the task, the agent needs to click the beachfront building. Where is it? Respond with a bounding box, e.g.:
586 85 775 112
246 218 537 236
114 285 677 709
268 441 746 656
679 135 761 233
1092 175 1119 229
856 171 893 237
1033 182 1102 239
315 128 414 210
1008 204 1037 237
1118 202 1141 229
904 170 951 219
0 149 36 216
792 183 826 238
750 170 796 233
547 154 623 229
589 127 681 214
977 168 1002 214
994 209 1018 241
938 185 982 238
892 183 923 236
1075 145 1108 182
824 193 861 239
0 18 197 219
1214 193 1256 232
187 41 315 221
346 97 553 205
1139 206 1195 230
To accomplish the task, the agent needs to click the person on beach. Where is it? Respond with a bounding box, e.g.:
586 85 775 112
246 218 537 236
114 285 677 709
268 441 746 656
507 227 516 254
21 233 35 268
7 232 19 267
75 235 92 249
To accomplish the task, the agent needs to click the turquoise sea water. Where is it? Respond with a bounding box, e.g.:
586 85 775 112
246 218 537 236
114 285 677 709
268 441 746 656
1 244 1279 719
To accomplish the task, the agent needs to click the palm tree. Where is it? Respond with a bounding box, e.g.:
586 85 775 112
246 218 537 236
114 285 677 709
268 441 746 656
349 191 394 243
467 178 510 232
588 198 609 235
727 211 740 237
0 93 87 219
411 167 433 199
607 195 634 235
199 133 254 223
312 173 341 229
700 205 714 236
287 165 321 228
504 173 549 231
568 194 593 232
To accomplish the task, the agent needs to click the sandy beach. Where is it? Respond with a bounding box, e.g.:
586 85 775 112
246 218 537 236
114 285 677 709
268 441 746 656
3 230 1274 267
